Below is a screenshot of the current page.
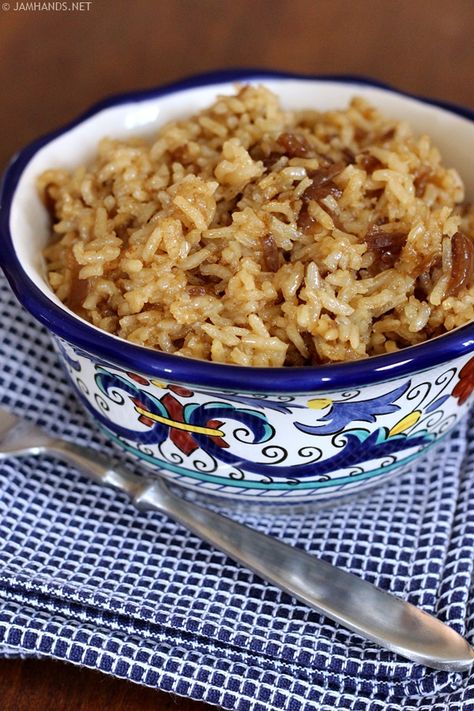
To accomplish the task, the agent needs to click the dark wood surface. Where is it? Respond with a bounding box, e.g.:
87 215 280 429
0 0 473 708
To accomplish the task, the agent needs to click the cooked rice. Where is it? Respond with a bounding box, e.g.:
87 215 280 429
40 85 474 366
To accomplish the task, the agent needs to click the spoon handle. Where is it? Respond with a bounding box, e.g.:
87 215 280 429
40 439 474 671
136 480 473 672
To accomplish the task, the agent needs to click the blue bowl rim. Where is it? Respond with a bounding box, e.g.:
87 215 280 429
1 68 474 394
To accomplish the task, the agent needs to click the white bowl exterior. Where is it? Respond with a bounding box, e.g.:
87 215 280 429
55 337 474 504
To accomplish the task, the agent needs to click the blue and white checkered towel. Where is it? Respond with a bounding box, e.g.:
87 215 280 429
1 271 474 711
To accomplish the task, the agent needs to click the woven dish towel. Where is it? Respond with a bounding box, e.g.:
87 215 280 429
1 272 474 711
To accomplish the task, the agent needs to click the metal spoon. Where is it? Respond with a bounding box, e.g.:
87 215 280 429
0 407 472 671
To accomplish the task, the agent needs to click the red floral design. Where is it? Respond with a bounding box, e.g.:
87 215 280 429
168 384 193 398
131 392 228 455
452 357 474 405
126 372 150 386
125 374 193 398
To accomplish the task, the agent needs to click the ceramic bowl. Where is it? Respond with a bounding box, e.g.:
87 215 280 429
2 70 474 507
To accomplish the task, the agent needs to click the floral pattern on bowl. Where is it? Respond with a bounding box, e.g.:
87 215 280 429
55 337 473 504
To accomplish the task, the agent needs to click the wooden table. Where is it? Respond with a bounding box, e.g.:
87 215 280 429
0 1 473 708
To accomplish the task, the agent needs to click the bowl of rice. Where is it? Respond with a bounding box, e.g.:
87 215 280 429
1 70 474 508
